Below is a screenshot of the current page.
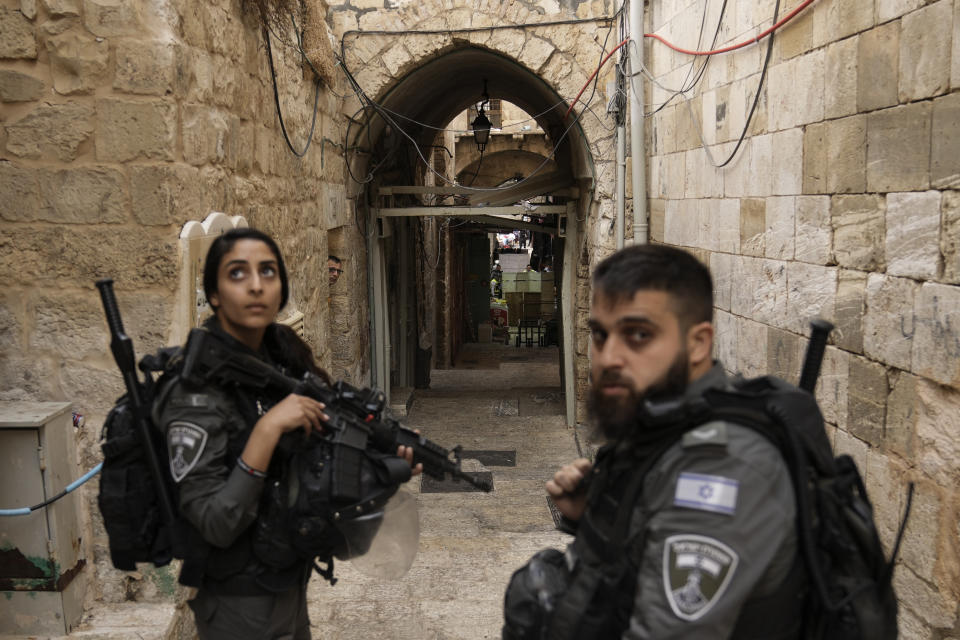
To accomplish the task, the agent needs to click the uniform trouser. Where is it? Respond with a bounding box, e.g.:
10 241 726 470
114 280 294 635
189 582 311 640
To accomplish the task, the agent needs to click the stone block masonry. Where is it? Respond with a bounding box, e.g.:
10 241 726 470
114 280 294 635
646 0 960 634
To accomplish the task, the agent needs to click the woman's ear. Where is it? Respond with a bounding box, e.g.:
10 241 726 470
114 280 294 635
208 292 219 309
686 321 714 371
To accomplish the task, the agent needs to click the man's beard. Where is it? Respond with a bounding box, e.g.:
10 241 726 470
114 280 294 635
587 352 690 442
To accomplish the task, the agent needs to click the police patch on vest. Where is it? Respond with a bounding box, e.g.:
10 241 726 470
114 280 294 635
167 421 208 483
663 534 739 621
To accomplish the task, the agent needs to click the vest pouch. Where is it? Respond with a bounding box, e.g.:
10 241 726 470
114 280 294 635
503 547 571 640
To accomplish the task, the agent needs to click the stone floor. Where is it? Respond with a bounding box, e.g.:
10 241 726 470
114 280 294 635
307 342 577 639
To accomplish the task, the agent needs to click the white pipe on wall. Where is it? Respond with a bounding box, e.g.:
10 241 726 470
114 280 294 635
629 0 647 245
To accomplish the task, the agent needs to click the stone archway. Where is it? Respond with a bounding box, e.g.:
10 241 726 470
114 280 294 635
330 4 621 422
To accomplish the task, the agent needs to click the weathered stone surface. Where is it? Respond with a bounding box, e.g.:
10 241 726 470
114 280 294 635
0 7 37 59
864 274 918 371
787 262 837 335
0 225 177 287
858 20 899 112
777 4 813 60
802 120 827 194
0 69 44 102
899 0 951 102
847 354 887 446
913 282 960 389
931 92 960 189
699 198 739 253
114 39 176 95
816 346 848 429
824 34 857 119
740 198 765 257
834 269 867 354
43 0 81 15
737 317 768 378
129 164 202 226
0 355 55 400
82 0 140 36
886 191 941 279
30 291 170 360
46 30 108 94
731 257 788 328
37 166 128 224
182 104 232 166
954 0 960 94
715 309 737 368
771 128 802 195
766 326 801 381
0 162 39 221
39 15 76 35
648 198 664 244
834 427 868 473
767 49 823 131
943 191 960 284
0 293 23 353
710 251 735 311
5 101 94 161
913 379 960 488
867 102 931 193
832 194 884 271
794 196 831 264
21 0 37 19
894 565 959 629
96 98 177 162
826 115 866 193
812 0 874 46
878 0 924 22
886 370 918 459
765 196 794 260
865 449 906 549
745 133 773 197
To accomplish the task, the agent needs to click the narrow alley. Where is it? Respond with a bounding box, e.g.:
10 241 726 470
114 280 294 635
307 343 578 639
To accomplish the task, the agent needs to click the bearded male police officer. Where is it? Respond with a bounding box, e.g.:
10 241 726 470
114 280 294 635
545 244 802 639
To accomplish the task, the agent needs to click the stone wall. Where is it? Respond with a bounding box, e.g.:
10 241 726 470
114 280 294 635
0 0 355 609
645 0 960 635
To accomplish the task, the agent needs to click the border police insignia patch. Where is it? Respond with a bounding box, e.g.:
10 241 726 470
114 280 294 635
663 534 739 621
167 421 208 483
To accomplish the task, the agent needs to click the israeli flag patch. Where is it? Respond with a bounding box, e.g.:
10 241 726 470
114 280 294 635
674 472 739 515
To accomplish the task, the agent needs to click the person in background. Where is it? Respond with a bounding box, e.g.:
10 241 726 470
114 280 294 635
328 255 343 286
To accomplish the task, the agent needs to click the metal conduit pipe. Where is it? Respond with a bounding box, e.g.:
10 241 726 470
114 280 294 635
629 0 647 244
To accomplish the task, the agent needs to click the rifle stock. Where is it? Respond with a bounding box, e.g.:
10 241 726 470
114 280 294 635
96 279 178 527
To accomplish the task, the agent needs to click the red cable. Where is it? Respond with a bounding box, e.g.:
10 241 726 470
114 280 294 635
645 0 816 56
564 37 629 118
564 0 814 118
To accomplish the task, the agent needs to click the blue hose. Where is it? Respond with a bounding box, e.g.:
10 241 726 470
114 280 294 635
0 462 103 516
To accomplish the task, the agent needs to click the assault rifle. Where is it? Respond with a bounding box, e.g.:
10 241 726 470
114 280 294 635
180 327 493 493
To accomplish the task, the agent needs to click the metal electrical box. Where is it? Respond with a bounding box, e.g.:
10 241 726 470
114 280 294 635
0 402 88 636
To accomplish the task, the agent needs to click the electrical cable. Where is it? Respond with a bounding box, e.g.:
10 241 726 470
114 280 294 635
644 0 814 56
691 0 779 168
265 26 321 158
0 463 103 516
564 38 629 118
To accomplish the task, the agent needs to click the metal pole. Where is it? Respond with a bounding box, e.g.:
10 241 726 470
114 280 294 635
615 0 626 250
629 0 648 244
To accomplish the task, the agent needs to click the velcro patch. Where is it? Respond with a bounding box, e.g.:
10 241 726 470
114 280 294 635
167 421 208 483
169 394 209 408
663 534 739 621
674 472 739 515
682 421 727 448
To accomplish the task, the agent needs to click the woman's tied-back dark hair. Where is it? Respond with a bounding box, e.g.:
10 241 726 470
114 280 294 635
203 227 290 311
202 227 329 382
592 244 713 329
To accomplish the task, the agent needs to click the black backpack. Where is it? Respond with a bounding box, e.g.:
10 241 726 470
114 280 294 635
503 375 911 640
97 347 184 571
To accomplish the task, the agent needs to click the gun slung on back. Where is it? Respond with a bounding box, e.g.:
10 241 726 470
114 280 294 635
181 328 493 492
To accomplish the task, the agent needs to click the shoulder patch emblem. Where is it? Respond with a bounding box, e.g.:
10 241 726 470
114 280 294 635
167 421 208 483
663 534 739 621
674 471 739 515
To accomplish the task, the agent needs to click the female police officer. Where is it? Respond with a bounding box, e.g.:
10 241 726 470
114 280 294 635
155 228 419 639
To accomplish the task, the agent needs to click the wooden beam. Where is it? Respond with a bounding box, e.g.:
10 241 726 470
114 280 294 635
375 205 567 217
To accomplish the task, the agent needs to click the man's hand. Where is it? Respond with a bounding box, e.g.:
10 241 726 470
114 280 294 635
546 458 593 522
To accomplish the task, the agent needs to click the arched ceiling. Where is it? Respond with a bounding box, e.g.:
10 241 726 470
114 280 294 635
353 46 594 189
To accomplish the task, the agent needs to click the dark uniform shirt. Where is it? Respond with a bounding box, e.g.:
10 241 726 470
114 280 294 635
623 363 798 639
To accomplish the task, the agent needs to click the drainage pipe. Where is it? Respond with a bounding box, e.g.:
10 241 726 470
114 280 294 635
629 0 647 244
615 0 626 250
